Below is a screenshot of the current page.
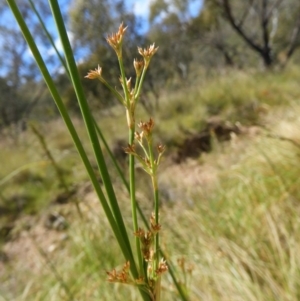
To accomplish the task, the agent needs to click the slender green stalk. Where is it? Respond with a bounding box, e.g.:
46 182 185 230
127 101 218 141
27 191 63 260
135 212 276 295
28 8 148 278
28 0 67 72
47 0 139 278
6 0 139 285
95 121 189 301
135 65 148 100
115 44 144 276
118 57 131 107
97 77 125 105
153 181 160 269
9 2 190 298
129 127 145 277
147 136 160 286
160 249 190 301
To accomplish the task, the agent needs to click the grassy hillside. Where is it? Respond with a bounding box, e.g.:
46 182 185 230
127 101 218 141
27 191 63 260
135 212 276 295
1 66 300 300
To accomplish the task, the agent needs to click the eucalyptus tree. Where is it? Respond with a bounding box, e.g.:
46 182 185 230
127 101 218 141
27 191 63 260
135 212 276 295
205 0 300 67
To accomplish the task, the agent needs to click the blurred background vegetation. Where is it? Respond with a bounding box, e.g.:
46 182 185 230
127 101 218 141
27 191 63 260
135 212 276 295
1 0 300 300
0 0 299 128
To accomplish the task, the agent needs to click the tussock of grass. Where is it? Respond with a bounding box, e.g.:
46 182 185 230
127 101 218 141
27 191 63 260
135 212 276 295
159 123 300 300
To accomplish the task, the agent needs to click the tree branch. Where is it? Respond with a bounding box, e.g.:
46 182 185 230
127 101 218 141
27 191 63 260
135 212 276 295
286 12 300 59
266 0 284 20
221 0 263 54
236 0 254 28
261 0 271 56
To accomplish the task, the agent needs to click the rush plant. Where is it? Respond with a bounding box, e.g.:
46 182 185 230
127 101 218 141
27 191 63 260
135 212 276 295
85 24 167 300
6 1 188 300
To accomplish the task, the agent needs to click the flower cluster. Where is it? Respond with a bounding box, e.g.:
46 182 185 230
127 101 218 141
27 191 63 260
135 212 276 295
85 23 166 300
107 261 131 283
134 214 168 280
124 118 165 176
106 23 127 57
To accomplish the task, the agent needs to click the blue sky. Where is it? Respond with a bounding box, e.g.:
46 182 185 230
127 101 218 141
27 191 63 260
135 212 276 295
2 0 203 79
126 0 203 33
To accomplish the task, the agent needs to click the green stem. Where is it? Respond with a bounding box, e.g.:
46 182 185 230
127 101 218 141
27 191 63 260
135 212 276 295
11 2 188 299
28 0 67 72
48 0 137 277
160 249 190 301
129 127 144 278
148 138 160 275
134 74 141 94
93 119 149 228
153 180 160 269
100 78 125 105
118 56 130 106
7 0 141 290
135 66 148 101
48 5 151 298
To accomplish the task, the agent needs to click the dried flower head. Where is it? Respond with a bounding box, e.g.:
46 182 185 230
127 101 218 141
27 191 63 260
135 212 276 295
134 131 143 142
120 76 132 91
157 144 166 154
123 144 136 155
107 261 131 283
138 44 159 64
106 23 128 57
106 268 117 282
140 230 153 246
133 58 144 76
138 44 158 68
150 212 161 234
85 65 103 80
155 258 168 276
138 118 154 137
134 227 145 237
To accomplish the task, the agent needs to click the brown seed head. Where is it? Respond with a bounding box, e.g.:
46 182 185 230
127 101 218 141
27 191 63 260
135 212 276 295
126 77 132 90
156 258 168 276
144 157 151 168
123 144 136 155
85 65 103 80
106 261 131 283
134 228 145 237
152 223 161 234
122 261 130 273
150 212 161 234
116 270 128 282
106 23 128 56
107 269 117 282
133 58 144 76
138 118 154 136
142 248 151 261
119 77 132 90
141 231 153 246
138 43 159 64
134 131 143 142
157 144 166 154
